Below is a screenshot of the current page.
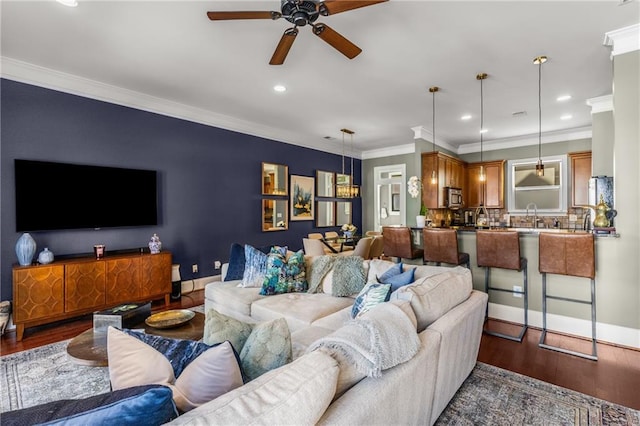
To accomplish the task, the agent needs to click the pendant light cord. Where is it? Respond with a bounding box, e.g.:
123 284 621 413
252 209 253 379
432 90 436 154
480 78 484 163
538 61 542 163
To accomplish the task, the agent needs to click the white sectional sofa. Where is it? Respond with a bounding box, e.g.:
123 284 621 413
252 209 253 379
172 258 488 425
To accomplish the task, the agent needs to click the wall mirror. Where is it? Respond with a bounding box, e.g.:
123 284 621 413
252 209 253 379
336 173 351 198
336 201 352 226
262 199 288 231
316 201 335 227
262 162 288 195
316 170 335 197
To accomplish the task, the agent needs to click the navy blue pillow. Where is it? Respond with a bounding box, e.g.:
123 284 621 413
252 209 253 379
1 385 177 426
224 243 246 281
381 268 416 292
377 262 403 283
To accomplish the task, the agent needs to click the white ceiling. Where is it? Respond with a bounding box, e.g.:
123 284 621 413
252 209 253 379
1 1 638 158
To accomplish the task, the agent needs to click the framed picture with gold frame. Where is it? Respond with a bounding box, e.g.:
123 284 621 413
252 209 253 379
290 175 314 221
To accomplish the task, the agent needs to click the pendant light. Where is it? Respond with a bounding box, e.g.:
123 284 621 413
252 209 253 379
477 73 488 182
534 55 547 176
429 86 439 185
475 73 489 227
337 128 360 198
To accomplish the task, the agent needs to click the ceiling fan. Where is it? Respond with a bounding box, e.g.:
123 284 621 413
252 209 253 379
207 0 388 65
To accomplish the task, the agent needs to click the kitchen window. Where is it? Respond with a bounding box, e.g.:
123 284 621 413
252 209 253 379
507 155 567 214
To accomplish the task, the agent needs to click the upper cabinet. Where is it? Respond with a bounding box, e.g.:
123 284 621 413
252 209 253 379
569 151 592 207
466 160 505 208
421 152 466 209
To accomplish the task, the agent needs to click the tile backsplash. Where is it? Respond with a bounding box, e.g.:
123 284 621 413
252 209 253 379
427 207 591 230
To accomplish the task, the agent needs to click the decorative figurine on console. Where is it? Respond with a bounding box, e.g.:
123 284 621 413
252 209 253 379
148 233 162 254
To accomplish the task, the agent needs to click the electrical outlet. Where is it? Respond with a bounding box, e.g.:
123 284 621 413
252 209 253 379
192 264 198 274
513 285 523 298
214 260 221 269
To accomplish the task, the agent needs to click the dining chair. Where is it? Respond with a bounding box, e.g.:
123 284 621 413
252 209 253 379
368 235 384 259
338 237 372 259
303 238 328 256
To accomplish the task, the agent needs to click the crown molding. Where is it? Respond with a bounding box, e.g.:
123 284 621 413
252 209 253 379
0 57 348 158
456 127 592 155
603 23 640 56
410 125 459 153
361 143 416 160
586 95 614 114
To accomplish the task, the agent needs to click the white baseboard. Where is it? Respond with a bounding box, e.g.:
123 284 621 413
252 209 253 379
180 275 218 294
489 303 640 349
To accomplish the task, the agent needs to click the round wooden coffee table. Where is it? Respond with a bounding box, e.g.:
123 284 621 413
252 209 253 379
66 311 205 367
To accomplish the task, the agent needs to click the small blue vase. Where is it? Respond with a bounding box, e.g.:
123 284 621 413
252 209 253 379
38 247 54 265
16 233 36 266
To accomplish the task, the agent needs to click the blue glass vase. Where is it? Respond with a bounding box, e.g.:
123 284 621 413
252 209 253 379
16 233 36 266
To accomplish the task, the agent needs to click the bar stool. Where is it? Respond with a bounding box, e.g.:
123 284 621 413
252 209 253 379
422 229 470 269
538 233 597 361
382 226 424 263
476 230 528 342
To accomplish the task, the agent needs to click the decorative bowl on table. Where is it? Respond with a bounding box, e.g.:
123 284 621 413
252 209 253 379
145 309 195 329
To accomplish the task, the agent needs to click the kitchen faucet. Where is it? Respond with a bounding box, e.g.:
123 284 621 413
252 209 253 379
525 203 539 228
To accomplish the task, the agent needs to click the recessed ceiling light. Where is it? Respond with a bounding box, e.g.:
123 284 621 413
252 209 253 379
56 0 78 7
273 85 286 92
557 95 572 102
479 128 488 134
461 114 472 120
560 114 573 120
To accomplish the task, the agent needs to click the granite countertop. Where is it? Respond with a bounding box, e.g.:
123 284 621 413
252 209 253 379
413 226 619 238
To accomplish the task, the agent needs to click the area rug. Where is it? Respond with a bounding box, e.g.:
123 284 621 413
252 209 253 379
435 362 640 426
1 320 638 425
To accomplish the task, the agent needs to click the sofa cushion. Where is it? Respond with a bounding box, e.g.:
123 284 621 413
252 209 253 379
202 310 292 382
205 280 265 318
251 293 354 332
169 351 339 426
260 248 307 295
107 328 243 412
351 282 391 318
391 267 472 332
1 385 178 426
290 325 334 359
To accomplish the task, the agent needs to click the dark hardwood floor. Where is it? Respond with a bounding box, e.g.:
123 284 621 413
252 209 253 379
1 290 639 410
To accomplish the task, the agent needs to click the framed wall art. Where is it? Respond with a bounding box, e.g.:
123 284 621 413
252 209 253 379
290 175 314 221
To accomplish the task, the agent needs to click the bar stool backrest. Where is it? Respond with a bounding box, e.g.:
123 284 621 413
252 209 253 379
538 233 595 279
382 227 414 259
423 229 459 264
476 230 522 271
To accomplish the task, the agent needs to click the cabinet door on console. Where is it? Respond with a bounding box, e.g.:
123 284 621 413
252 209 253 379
141 253 171 298
65 262 106 313
106 257 142 305
13 265 64 322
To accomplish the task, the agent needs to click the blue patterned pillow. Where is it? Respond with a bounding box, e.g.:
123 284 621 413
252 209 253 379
260 248 307 295
351 283 391 319
240 245 269 287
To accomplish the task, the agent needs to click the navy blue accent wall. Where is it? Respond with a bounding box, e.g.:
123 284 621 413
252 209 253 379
1 79 361 300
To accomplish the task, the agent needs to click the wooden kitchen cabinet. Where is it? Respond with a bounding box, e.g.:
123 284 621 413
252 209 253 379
569 151 592 207
422 152 466 208
466 160 505 208
12 251 171 340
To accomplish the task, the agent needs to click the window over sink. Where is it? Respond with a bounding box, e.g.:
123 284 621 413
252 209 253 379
507 155 567 215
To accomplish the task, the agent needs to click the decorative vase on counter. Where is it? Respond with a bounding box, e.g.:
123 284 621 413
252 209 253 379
416 215 426 228
37 247 54 264
149 233 162 254
16 233 36 266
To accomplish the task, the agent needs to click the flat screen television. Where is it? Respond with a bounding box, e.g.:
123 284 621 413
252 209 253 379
15 159 158 231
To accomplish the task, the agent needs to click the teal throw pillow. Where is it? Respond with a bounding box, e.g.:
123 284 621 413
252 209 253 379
351 283 391 319
260 248 307 295
203 309 293 382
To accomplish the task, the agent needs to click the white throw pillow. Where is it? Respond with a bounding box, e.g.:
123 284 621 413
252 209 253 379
107 327 244 412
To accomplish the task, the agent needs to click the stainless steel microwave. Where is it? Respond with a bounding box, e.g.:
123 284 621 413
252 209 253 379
445 187 463 208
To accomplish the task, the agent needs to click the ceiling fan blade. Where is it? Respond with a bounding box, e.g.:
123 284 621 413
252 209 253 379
318 0 387 16
312 23 362 59
270 28 299 65
207 11 281 21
